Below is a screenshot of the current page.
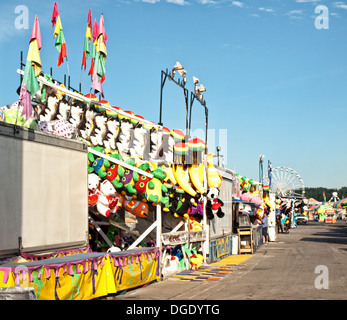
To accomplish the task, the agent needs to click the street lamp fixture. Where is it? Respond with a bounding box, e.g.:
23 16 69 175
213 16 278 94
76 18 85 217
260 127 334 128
188 76 208 152
159 62 189 136
216 146 221 166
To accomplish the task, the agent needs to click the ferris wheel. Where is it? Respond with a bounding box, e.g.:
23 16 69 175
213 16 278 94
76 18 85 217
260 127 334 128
263 166 305 197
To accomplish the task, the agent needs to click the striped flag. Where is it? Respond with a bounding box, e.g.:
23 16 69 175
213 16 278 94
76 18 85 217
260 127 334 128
90 14 108 95
52 2 67 67
82 9 92 71
20 15 42 120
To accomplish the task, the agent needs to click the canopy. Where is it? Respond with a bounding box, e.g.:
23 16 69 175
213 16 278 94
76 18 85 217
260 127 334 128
333 198 347 208
316 203 334 214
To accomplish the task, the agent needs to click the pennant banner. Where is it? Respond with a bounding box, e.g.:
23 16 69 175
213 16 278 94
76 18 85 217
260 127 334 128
82 9 92 71
52 2 67 67
21 14 42 120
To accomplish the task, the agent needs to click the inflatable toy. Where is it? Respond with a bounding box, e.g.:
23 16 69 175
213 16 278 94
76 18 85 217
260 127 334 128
88 155 110 178
123 197 149 218
188 163 205 195
162 164 177 186
116 158 139 195
173 163 197 197
145 167 169 205
207 153 222 189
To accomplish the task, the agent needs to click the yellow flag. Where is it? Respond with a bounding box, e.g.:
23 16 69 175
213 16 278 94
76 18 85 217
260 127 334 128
26 39 42 77
53 16 63 38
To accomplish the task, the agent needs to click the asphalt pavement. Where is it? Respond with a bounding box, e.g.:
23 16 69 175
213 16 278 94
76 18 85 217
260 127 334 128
108 220 347 301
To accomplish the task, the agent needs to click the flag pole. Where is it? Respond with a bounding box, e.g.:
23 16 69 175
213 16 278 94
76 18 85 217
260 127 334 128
79 65 83 92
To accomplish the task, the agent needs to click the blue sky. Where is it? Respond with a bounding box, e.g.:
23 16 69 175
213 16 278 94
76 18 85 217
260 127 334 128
1 0 347 189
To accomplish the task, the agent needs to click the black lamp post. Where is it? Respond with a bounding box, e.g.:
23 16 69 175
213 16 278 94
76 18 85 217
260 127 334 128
158 63 189 138
188 89 208 153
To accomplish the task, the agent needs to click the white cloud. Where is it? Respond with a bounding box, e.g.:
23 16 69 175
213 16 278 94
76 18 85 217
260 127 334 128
295 0 320 2
333 1 347 9
166 0 189 5
285 9 304 19
198 0 217 5
259 7 274 12
231 1 244 8
142 0 160 3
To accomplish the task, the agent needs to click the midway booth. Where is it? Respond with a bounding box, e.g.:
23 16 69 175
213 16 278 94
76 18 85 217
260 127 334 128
0 62 233 299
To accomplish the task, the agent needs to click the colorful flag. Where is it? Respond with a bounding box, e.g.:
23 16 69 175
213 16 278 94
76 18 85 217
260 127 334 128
52 2 67 67
21 15 42 119
90 14 108 95
88 19 99 76
82 9 92 71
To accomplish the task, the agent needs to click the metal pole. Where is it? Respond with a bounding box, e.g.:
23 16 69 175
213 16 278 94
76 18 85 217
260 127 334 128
159 70 167 126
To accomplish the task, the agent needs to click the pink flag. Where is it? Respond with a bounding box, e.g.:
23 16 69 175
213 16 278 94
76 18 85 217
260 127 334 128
88 9 92 28
19 83 32 121
91 69 103 96
30 15 42 49
92 19 99 43
52 2 59 27
99 14 108 44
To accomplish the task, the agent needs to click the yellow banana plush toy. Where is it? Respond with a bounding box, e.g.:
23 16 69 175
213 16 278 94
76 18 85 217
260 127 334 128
188 163 205 195
173 164 197 197
207 153 222 189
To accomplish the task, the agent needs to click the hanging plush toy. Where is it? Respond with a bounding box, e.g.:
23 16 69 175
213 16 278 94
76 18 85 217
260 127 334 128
207 152 222 189
68 101 84 128
129 122 148 162
145 167 169 205
206 187 224 220
115 158 139 195
90 114 108 147
116 119 133 157
88 147 111 178
88 173 101 207
123 197 149 218
134 163 152 202
103 117 120 151
96 180 122 217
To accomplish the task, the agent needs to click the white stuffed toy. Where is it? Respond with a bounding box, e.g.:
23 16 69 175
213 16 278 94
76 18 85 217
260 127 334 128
39 93 59 121
149 128 159 160
90 114 107 147
68 103 84 128
88 173 101 194
88 173 101 207
80 108 96 139
130 125 147 161
103 118 119 150
116 120 133 156
55 99 70 121
96 180 121 217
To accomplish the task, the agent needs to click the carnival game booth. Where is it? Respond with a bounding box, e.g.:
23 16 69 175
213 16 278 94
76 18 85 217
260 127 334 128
0 5 230 297
0 63 229 297
0 116 160 300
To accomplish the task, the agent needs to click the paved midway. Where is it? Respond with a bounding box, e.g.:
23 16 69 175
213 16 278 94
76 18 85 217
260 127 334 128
112 220 347 300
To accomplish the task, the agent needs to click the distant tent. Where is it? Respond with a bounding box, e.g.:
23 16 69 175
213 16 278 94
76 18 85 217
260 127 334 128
308 198 320 205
